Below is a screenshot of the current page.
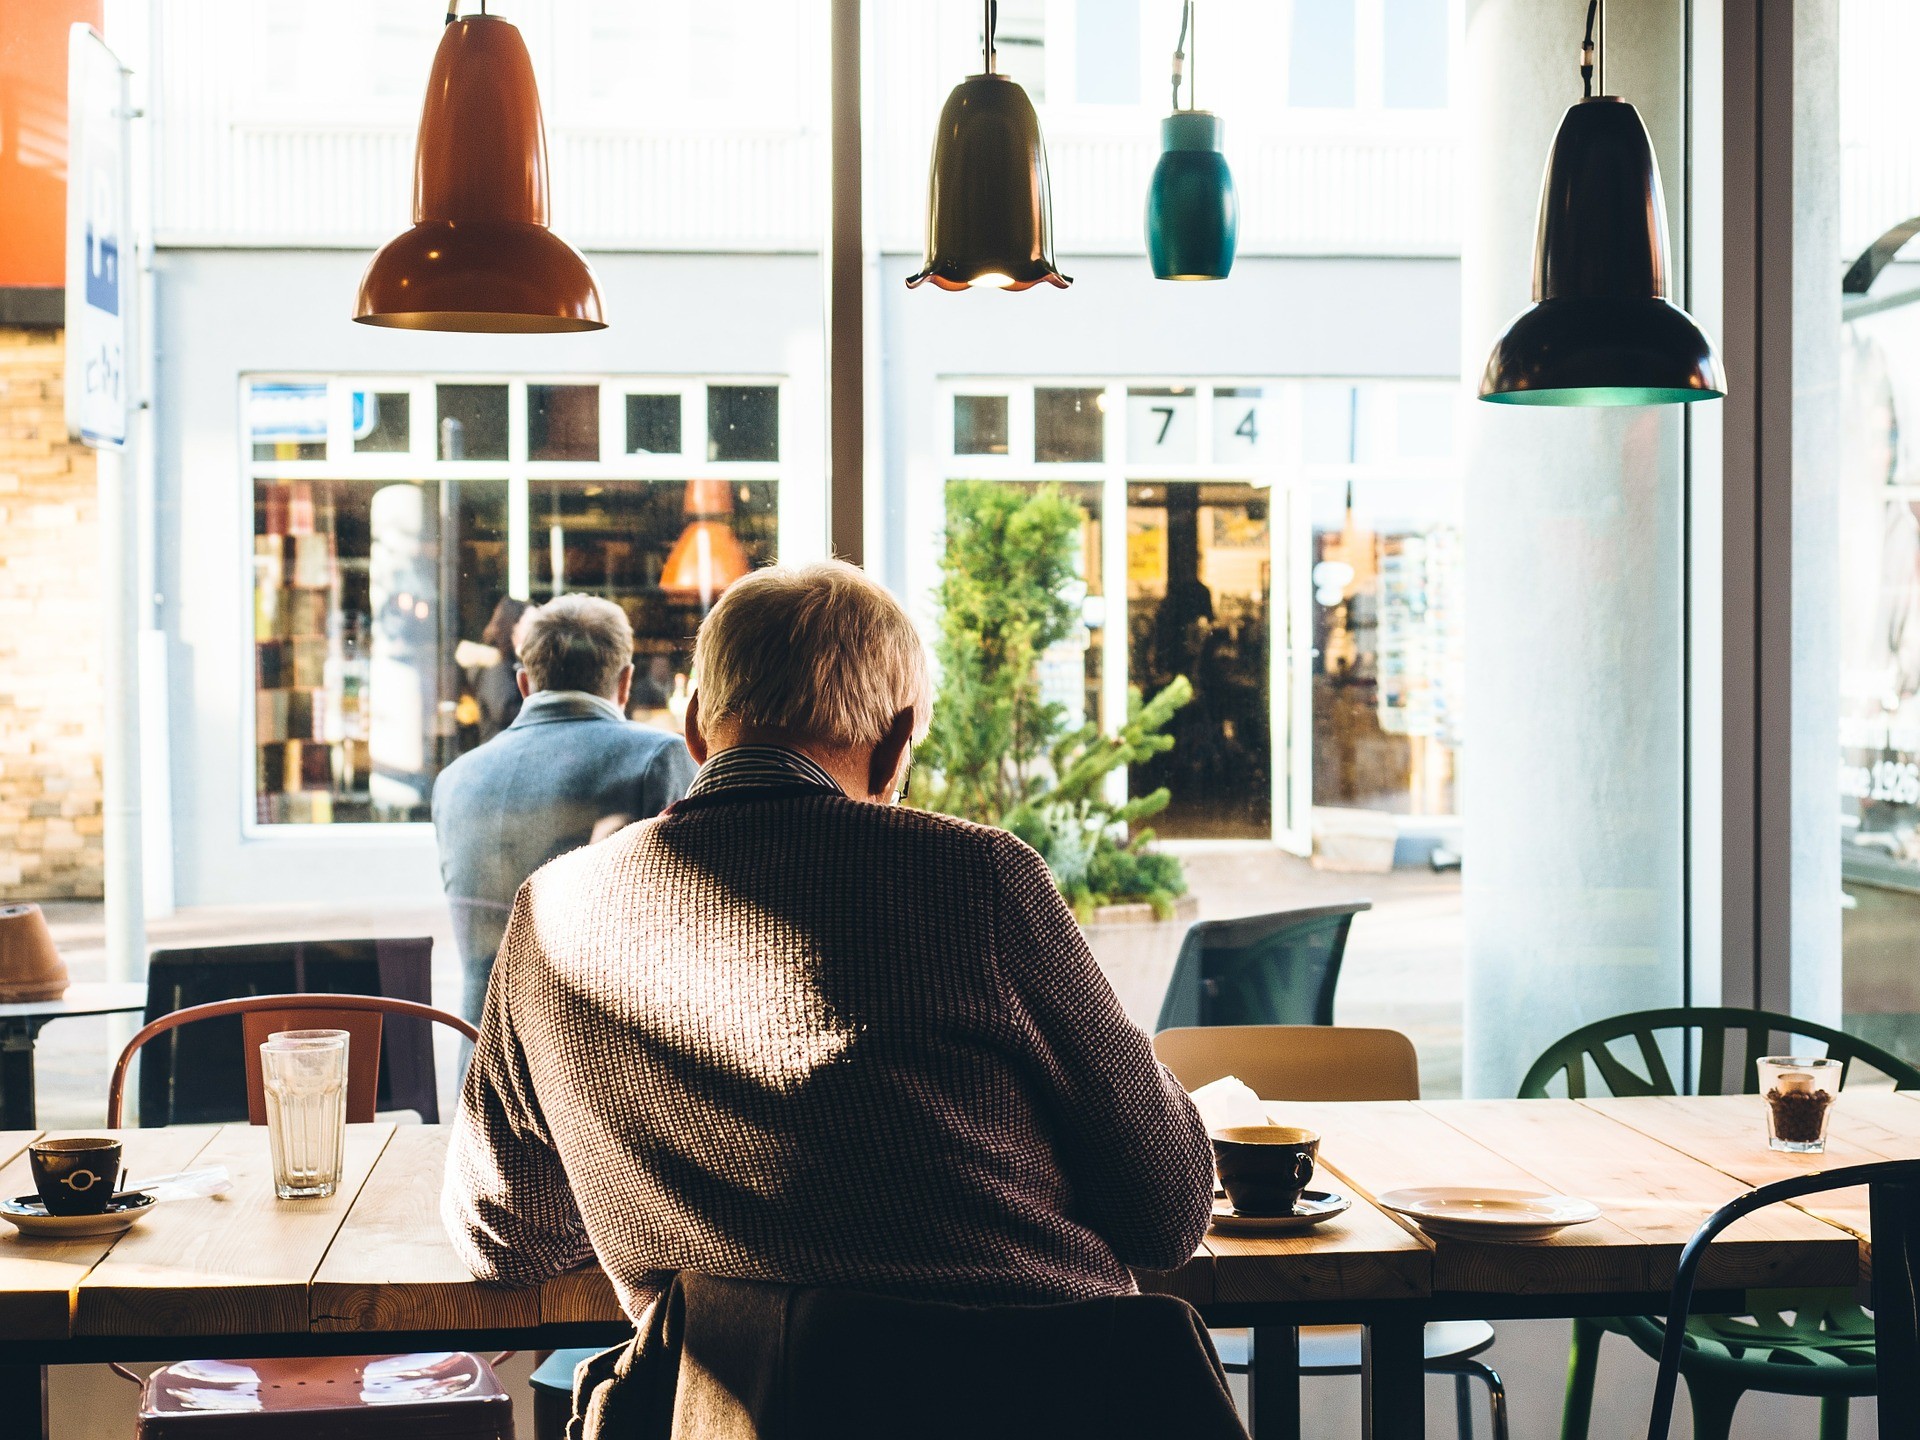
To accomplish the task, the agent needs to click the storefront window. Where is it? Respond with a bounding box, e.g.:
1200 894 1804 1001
247 375 785 825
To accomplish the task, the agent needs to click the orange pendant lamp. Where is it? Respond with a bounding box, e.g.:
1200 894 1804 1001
659 479 751 610
355 5 605 333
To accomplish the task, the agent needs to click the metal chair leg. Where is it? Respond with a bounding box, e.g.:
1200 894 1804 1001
1454 1371 1474 1440
1430 1357 1507 1440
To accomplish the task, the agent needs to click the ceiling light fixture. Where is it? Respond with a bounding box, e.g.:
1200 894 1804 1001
1479 0 1724 406
907 0 1070 292
355 3 605 333
1146 1 1237 281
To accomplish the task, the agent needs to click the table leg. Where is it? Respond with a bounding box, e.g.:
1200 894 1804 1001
1361 1319 1424 1440
1243 1325 1300 1440
0 1364 48 1440
0 1018 37 1131
1871 1177 1920 1440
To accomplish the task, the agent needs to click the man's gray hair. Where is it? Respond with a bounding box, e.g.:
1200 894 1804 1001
693 562 931 750
517 594 634 697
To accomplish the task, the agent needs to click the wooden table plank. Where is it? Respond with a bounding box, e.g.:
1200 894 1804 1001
311 1124 539 1335
0 1133 38 1169
1586 1093 1920 1253
1201 1189 1431 1305
0 1127 219 1342
1278 1100 1657 1296
1422 1100 1859 1291
74 1123 394 1338
1134 1243 1216 1306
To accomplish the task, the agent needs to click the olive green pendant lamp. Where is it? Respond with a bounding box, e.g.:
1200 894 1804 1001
1479 0 1723 405
1146 1 1237 281
356 2 605 333
907 0 1070 291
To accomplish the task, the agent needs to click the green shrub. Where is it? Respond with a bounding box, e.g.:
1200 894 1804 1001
914 481 1191 916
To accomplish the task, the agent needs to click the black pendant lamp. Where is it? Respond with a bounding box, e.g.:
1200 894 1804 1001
1479 0 1723 406
907 0 1070 291
1146 2 1237 281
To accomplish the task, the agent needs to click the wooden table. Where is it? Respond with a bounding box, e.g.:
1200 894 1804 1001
0 1098 1913 1440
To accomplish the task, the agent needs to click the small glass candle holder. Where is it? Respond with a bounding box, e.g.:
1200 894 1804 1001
1758 1056 1842 1153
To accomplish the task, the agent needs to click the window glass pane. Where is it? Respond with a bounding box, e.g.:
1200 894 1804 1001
1035 387 1105 463
435 384 509 461
1212 386 1273 463
1126 387 1198 465
1126 482 1271 836
527 384 600 462
1289 0 1356 108
954 395 1009 455
252 476 508 824
1075 0 1139 105
530 479 779 729
626 393 683 455
1303 383 1358 464
249 381 327 462
1382 0 1450 109
706 385 780 462
993 0 1047 101
352 390 410 453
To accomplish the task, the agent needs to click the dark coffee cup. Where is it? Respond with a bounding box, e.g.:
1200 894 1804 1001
1211 1125 1319 1217
30 1137 121 1216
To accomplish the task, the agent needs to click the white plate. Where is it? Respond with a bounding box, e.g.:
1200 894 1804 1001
1209 1190 1352 1236
1376 1186 1601 1243
0 1192 155 1238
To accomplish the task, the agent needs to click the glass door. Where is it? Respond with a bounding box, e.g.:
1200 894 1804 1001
1125 480 1275 839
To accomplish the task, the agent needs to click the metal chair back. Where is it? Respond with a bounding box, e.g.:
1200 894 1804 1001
1154 1024 1420 1101
141 938 440 1123
1154 902 1370 1032
108 992 478 1127
1645 1159 1920 1440
1519 1006 1920 1100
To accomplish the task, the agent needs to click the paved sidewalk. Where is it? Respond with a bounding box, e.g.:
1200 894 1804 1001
28 851 1462 1127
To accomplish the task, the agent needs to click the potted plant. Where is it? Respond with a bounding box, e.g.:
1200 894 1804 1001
913 481 1198 1024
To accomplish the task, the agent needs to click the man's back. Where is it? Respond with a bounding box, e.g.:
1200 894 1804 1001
431 695 695 1003
444 786 1214 1312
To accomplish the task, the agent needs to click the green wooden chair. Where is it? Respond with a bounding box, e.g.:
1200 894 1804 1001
1518 1006 1920 1440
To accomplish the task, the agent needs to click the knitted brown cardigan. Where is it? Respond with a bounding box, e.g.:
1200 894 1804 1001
443 783 1214 1315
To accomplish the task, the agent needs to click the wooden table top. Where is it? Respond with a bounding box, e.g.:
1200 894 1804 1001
1 1095 1913 1346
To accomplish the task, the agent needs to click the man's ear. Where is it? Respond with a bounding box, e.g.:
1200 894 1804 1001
684 691 709 764
867 708 916 802
516 669 532 699
614 664 634 710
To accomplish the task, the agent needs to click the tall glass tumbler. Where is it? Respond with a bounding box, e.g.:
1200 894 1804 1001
260 1029 349 1198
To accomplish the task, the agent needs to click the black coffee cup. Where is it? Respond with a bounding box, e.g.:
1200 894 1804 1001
1211 1125 1319 1217
30 1137 122 1216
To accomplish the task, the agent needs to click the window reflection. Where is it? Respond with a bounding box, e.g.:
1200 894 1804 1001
527 384 600 462
436 385 510 461
707 385 779 462
1035 387 1105 463
352 391 410 454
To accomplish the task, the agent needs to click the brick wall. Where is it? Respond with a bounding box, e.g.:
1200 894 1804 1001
0 326 103 898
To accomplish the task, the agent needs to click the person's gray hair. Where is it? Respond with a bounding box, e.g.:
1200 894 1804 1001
692 562 931 750
516 594 634 697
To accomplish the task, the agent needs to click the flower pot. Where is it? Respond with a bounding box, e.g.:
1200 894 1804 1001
1077 894 1200 1031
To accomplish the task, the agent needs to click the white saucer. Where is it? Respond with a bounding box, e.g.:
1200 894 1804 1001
1209 1189 1352 1235
1376 1186 1600 1243
0 1192 155 1238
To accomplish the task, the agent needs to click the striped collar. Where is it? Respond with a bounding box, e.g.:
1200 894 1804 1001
687 744 845 799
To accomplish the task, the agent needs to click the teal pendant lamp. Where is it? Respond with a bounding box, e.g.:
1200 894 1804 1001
1479 0 1724 406
1147 2 1236 281
907 0 1070 291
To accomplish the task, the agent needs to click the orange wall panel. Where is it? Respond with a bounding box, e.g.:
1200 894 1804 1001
0 1 106 289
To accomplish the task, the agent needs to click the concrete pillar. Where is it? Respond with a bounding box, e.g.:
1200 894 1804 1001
1460 0 1692 1097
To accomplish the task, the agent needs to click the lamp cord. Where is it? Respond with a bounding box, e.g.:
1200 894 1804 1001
984 0 997 74
1171 0 1193 111
1580 0 1598 97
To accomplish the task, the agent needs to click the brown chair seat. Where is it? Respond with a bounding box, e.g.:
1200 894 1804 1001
135 1353 511 1438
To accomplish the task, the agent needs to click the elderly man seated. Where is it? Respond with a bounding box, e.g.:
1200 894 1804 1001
443 561 1213 1312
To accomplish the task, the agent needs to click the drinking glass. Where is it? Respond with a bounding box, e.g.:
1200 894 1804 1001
261 1029 349 1198
1758 1056 1842 1153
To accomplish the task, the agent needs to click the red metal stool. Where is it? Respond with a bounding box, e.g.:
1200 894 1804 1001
134 1353 512 1438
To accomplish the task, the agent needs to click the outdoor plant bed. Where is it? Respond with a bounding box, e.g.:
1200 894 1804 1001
1079 893 1201 1030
